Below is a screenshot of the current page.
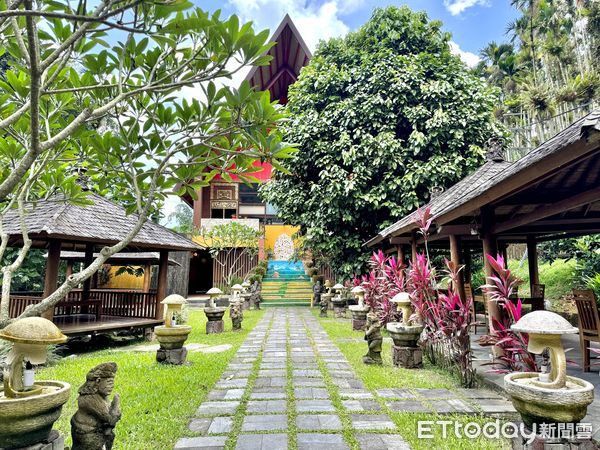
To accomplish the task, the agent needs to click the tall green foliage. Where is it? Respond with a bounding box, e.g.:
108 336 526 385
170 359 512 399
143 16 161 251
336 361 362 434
260 6 501 277
477 0 599 151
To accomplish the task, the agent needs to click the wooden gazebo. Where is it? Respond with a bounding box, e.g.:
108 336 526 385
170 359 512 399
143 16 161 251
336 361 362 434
367 109 600 328
4 193 201 335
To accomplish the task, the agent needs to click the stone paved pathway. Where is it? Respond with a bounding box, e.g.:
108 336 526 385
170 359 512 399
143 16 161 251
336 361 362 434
174 308 516 450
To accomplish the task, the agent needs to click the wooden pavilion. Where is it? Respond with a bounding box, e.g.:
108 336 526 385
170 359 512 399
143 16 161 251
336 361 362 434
3 193 201 336
367 109 600 328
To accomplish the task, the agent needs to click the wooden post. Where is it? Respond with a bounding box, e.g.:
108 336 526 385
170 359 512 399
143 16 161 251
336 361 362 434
42 240 62 320
463 246 472 286
481 206 499 332
142 263 152 292
411 232 418 264
156 251 169 320
82 244 93 302
397 246 405 265
65 261 73 278
192 187 203 229
500 243 509 268
449 235 465 301
527 235 540 295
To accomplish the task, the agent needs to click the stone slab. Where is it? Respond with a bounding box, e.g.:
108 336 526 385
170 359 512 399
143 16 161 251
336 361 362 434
350 414 396 430
215 379 248 389
356 433 411 450
246 400 287 413
235 434 288 450
341 399 382 412
297 433 349 450
294 387 330 399
241 414 288 431
338 389 374 399
474 399 518 414
457 388 505 400
175 436 227 449
196 401 240 416
253 377 286 388
250 388 287 400
376 389 416 399
206 389 245 400
428 399 476 414
293 377 326 387
386 400 430 413
296 399 336 413
413 388 455 399
296 414 343 431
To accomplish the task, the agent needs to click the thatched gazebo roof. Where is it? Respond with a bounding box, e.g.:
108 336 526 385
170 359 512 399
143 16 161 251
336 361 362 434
3 193 201 252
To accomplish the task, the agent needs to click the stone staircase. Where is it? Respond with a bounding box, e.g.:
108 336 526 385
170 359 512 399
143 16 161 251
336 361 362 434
261 260 312 307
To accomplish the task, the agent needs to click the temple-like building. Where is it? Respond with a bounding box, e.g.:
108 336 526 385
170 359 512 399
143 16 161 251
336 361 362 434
182 15 311 293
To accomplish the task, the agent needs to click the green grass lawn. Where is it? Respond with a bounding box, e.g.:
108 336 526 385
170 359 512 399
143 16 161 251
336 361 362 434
315 311 510 450
39 309 264 450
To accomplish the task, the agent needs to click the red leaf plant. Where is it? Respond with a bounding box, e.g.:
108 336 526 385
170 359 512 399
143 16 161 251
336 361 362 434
353 250 404 326
409 255 476 387
478 254 538 373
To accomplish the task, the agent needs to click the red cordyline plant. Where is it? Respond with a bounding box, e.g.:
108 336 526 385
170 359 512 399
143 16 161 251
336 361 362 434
353 250 404 326
478 254 538 373
407 206 476 387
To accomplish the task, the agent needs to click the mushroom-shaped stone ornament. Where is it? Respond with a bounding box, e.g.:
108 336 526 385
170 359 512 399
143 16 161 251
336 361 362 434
161 294 186 327
206 287 223 308
390 292 412 325
0 317 67 397
511 310 578 389
351 286 365 307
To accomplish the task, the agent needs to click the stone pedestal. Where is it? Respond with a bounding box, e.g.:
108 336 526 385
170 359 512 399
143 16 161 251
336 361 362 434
349 306 369 331
241 294 251 311
156 347 188 365
333 305 347 318
9 431 65 450
206 320 224 334
513 433 598 450
351 318 367 331
392 344 423 369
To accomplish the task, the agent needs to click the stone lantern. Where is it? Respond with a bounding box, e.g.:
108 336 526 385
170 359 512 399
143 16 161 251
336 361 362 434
348 286 369 330
386 292 424 368
331 283 347 318
204 287 226 334
154 294 192 365
240 280 252 310
505 311 594 439
231 283 243 300
0 317 70 448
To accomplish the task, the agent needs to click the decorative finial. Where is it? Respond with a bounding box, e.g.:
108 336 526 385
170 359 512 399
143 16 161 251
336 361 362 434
485 136 505 162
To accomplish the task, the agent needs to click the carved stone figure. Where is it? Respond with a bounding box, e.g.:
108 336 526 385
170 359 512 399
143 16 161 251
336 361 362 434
71 362 121 450
313 280 322 307
319 292 328 318
230 299 243 331
363 311 383 365
250 281 262 310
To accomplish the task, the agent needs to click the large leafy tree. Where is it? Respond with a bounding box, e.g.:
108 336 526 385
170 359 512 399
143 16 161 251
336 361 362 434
0 1 293 325
261 6 501 277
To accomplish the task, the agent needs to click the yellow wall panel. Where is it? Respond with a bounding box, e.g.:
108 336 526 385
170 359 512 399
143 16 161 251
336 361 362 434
100 266 145 289
264 225 300 252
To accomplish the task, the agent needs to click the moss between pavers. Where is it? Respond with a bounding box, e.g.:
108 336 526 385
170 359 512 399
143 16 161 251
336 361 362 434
39 309 265 450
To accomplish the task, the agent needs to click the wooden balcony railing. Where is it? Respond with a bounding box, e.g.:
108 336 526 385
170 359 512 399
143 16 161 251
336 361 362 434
8 289 158 320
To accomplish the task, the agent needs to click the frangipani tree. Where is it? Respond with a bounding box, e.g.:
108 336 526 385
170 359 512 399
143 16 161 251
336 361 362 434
0 0 294 326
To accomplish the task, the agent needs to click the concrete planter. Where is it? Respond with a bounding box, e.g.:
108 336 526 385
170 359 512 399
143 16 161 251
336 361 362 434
0 381 70 448
386 322 423 347
504 372 594 428
155 325 192 350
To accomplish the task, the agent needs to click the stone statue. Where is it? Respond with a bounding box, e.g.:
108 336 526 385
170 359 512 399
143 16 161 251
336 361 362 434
313 280 322 307
319 292 328 318
250 281 262 310
363 311 383 365
71 362 121 450
230 299 243 331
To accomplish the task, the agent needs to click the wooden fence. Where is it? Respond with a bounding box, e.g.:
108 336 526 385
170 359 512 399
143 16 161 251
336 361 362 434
9 289 158 319
212 249 258 289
